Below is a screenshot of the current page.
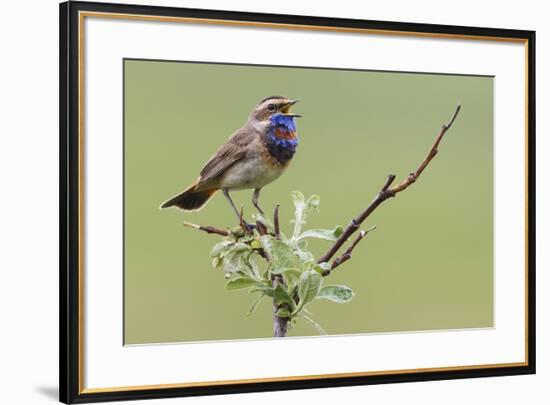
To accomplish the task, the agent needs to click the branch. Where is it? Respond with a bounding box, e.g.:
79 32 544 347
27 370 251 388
268 206 288 336
318 104 461 265
271 274 288 337
255 220 268 236
183 221 229 237
189 105 460 339
390 104 461 194
322 225 376 276
274 204 281 239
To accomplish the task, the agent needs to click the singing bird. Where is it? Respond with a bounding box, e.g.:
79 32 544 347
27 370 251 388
160 96 301 219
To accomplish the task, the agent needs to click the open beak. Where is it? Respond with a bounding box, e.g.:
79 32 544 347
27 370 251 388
281 99 302 117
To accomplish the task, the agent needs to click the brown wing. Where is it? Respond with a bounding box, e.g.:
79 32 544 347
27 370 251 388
197 127 255 186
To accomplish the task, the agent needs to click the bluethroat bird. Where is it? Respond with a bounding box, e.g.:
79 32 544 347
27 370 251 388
161 96 301 219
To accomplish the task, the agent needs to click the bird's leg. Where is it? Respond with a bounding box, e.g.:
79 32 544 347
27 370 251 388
223 189 241 219
252 188 264 215
223 189 253 232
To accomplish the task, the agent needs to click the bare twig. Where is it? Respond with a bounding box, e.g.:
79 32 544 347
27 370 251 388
318 104 461 265
239 206 246 232
381 174 396 192
269 203 288 336
316 176 393 264
183 221 229 237
256 221 268 236
322 225 376 276
391 105 462 194
274 204 281 240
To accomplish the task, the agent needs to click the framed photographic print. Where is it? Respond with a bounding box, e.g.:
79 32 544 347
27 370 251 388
60 1 536 403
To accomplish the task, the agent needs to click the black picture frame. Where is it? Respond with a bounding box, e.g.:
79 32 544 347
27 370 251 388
60 1 536 403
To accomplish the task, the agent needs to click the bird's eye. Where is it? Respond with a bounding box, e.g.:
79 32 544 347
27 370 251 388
267 103 276 112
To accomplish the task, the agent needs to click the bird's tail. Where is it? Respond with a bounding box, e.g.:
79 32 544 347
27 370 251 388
160 183 218 211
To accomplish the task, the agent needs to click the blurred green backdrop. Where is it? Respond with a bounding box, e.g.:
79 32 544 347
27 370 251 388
124 59 493 344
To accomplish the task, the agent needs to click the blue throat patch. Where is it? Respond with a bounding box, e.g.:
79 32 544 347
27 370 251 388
265 114 299 163
270 113 297 133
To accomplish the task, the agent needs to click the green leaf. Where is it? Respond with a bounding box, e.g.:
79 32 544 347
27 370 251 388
250 285 274 297
222 252 243 274
235 252 262 281
212 256 223 268
225 277 257 291
250 239 261 250
301 314 327 335
305 194 321 211
229 227 245 238
276 307 292 318
291 190 305 208
260 235 301 272
290 192 321 240
316 285 355 303
270 266 300 275
281 269 301 289
296 269 322 310
290 191 306 239
220 242 254 274
273 285 296 309
246 293 265 317
312 262 331 274
228 242 251 255
298 226 344 242
247 253 262 279
210 240 233 258
295 248 315 264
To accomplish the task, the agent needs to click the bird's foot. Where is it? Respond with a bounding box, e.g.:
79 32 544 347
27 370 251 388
252 189 265 215
237 207 255 234
240 220 256 234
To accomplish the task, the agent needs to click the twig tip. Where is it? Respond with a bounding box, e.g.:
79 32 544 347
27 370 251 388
183 221 199 229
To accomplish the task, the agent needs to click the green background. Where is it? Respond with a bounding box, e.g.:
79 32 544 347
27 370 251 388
124 59 493 344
